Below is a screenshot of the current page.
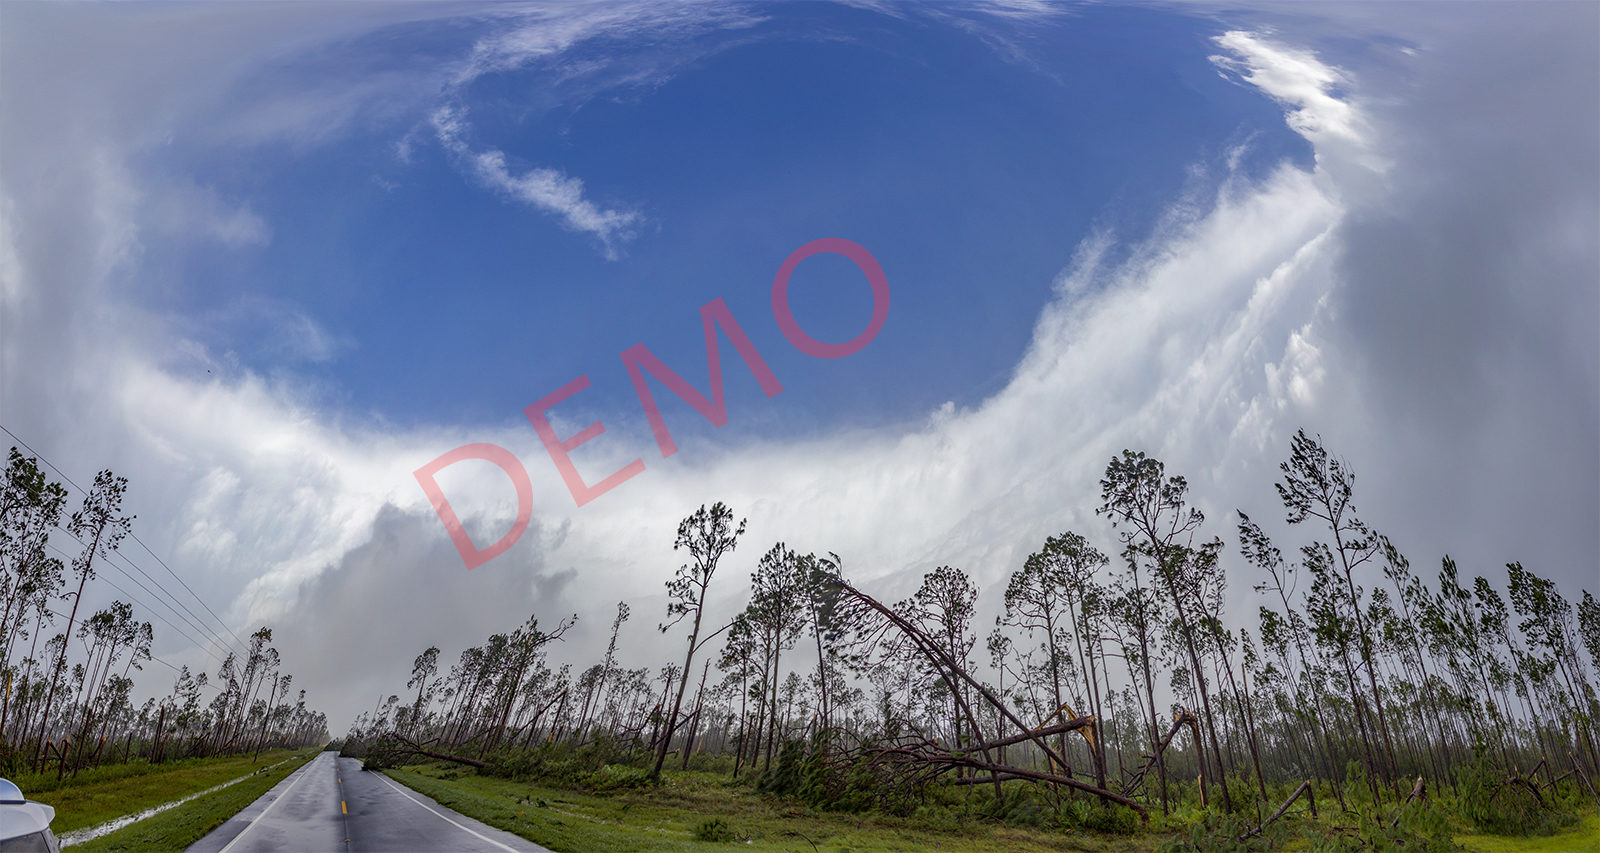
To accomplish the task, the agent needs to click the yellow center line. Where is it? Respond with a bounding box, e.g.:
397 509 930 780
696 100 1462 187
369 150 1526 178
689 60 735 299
342 799 348 814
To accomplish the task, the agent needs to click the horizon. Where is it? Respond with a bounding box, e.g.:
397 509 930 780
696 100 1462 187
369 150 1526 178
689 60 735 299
2 0 1595 740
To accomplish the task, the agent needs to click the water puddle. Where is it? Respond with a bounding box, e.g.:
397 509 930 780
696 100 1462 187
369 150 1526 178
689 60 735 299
58 755 302 848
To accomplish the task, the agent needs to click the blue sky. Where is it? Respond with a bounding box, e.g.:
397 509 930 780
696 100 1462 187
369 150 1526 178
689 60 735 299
143 3 1310 437
2 1 1593 729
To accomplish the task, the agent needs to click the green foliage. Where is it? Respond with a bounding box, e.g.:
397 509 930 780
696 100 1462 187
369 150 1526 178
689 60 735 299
589 764 653 791
909 803 964 834
476 732 649 790
1075 799 1142 834
754 734 888 814
694 817 740 842
995 792 1050 829
352 733 395 768
754 739 807 796
1385 799 1458 852
1156 811 1282 853
1453 750 1577 837
1301 804 1457 853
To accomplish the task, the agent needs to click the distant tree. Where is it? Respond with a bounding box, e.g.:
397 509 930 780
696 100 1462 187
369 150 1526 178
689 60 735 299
746 543 805 769
1103 547 1170 812
653 501 746 779
1004 531 1107 784
578 602 630 740
1099 450 1231 811
1580 591 1600 676
799 553 843 733
717 612 762 777
0 449 68 671
407 646 440 736
1507 562 1599 763
1274 430 1399 795
899 566 977 758
34 469 132 765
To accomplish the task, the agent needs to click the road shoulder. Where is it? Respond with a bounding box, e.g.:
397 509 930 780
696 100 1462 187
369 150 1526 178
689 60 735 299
342 756 552 852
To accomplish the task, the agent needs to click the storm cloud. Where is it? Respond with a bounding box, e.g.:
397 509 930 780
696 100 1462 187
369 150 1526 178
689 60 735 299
1 2 1593 731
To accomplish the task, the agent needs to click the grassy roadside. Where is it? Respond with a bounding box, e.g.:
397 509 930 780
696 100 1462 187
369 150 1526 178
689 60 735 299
66 749 319 852
21 749 309 836
381 764 1157 852
1455 812 1600 853
380 764 1600 853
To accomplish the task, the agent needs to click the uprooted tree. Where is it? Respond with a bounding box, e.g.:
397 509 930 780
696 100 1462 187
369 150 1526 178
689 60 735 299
820 573 1149 821
338 432 1600 839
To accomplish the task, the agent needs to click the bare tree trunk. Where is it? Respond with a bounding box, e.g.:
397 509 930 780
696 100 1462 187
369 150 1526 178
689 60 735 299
682 661 709 771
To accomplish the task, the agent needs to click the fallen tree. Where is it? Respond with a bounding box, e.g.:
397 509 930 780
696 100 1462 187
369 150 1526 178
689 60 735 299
363 732 488 769
1240 779 1317 840
824 577 1149 821
1122 710 1200 800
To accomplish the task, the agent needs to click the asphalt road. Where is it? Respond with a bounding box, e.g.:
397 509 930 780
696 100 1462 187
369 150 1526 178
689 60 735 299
187 751 551 852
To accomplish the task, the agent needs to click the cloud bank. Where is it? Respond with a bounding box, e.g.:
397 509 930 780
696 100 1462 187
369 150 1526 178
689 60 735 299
1 3 1593 729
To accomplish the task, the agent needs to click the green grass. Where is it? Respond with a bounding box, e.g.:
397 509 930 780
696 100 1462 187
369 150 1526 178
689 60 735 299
1455 811 1600 853
21 749 310 837
382 764 1158 852
379 764 1600 853
65 750 318 852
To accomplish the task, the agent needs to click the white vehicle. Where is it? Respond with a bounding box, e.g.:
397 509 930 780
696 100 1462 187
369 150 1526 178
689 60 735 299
0 778 59 853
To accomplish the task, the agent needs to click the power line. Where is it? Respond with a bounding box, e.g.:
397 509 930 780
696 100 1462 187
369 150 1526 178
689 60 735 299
0 423 87 494
41 605 220 691
47 533 232 666
1 421 252 661
142 653 224 691
110 545 244 662
49 520 245 664
131 534 249 655
45 540 226 668
1 423 305 712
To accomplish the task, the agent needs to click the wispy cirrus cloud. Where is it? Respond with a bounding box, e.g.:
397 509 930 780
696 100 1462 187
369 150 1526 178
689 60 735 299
150 182 272 248
1210 30 1386 176
2 1 1592 733
448 2 761 87
430 106 640 257
421 2 764 258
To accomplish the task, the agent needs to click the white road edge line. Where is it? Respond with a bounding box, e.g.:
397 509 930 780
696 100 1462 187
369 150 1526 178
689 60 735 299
372 771 520 853
217 752 326 853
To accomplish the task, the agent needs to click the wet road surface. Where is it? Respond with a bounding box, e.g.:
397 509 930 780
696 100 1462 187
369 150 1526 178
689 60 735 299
187 751 551 852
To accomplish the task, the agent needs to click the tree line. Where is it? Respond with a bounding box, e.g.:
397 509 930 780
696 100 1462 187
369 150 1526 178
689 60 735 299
0 448 329 777
346 430 1600 828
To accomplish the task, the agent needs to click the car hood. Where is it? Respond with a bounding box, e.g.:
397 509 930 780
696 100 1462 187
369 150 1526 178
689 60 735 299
1 800 56 840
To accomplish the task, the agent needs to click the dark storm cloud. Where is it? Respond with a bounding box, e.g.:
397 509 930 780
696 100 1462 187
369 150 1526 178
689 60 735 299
2 1 1593 734
269 503 579 731
1321 4 1598 592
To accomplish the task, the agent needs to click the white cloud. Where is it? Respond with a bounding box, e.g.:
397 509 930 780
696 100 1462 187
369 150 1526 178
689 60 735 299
449 3 761 87
153 183 271 248
970 0 1068 21
415 3 768 258
1211 30 1389 177
272 311 351 364
2 7 1593 731
332 36 1349 685
431 107 639 255
1213 31 1359 144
